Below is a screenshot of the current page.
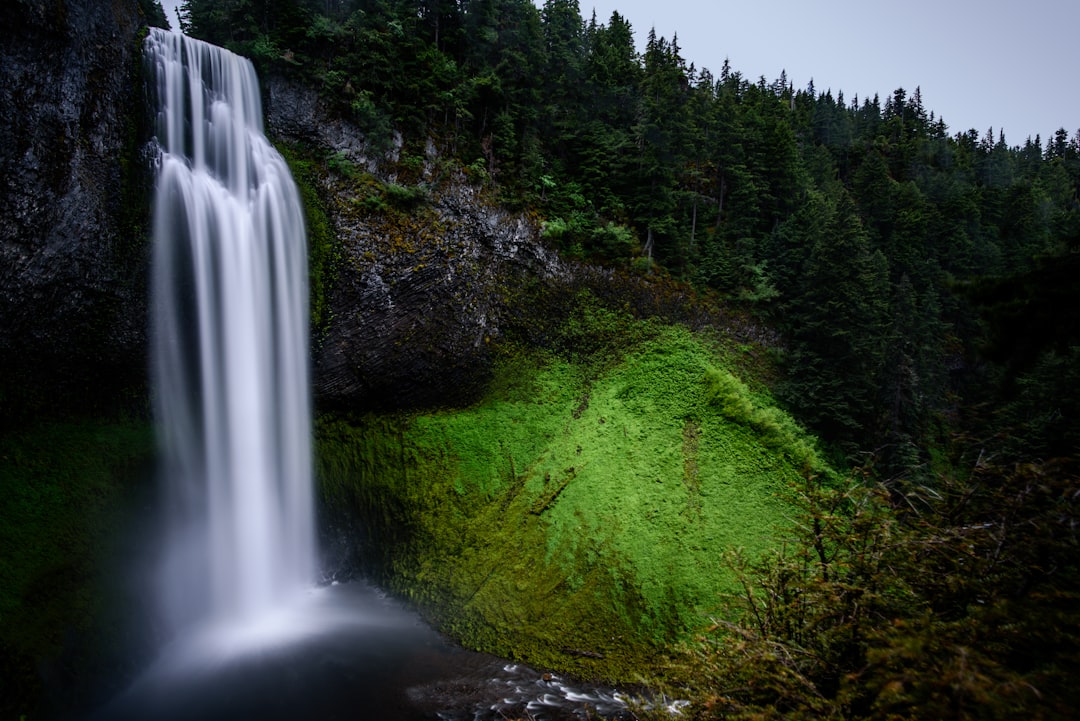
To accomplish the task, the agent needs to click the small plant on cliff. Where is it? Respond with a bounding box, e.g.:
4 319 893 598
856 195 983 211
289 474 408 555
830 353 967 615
326 150 360 179
382 181 428 210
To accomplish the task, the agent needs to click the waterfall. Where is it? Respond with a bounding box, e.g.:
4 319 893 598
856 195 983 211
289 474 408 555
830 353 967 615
145 28 315 634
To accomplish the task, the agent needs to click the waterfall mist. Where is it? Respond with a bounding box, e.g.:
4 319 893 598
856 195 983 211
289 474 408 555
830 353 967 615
145 27 315 639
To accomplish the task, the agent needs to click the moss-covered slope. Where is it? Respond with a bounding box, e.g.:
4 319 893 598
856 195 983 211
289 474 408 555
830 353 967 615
317 320 827 681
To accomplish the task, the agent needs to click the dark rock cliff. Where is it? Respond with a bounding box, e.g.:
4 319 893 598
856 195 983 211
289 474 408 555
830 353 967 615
313 183 558 410
0 0 152 422
266 75 564 410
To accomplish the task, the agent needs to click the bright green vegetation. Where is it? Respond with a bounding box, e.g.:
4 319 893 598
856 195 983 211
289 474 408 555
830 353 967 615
316 323 827 680
0 419 155 712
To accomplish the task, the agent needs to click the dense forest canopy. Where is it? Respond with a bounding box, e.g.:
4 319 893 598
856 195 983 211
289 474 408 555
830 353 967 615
172 0 1080 479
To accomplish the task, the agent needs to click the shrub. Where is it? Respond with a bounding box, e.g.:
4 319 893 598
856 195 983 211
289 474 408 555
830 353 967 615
655 458 1080 721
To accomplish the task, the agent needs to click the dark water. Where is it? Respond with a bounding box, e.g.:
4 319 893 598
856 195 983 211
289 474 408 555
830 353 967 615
85 581 645 721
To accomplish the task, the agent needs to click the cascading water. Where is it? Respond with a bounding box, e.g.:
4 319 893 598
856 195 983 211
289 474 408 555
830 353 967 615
145 27 315 636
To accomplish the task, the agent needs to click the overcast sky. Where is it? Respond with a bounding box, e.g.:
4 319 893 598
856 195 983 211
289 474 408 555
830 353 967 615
578 0 1079 145
160 1 181 32
160 0 1079 145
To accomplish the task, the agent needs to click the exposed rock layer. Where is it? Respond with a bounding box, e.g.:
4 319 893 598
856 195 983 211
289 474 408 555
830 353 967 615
266 74 567 410
0 0 152 421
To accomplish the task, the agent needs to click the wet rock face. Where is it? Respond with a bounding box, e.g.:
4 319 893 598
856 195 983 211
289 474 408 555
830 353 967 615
0 0 151 418
315 184 559 410
266 75 564 411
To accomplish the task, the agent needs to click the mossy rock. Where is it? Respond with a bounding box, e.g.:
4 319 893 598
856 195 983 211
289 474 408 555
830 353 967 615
316 323 828 681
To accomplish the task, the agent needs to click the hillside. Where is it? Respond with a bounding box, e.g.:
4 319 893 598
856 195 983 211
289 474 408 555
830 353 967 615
316 316 824 680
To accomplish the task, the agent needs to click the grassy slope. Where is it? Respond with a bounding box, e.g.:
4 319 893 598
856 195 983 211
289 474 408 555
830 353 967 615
317 322 827 681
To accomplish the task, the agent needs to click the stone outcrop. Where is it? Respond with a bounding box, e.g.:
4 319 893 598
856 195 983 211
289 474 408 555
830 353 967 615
266 75 565 410
314 183 560 410
0 0 153 420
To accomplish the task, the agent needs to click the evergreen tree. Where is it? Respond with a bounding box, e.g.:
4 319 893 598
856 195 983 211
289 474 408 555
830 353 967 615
781 190 891 452
628 30 689 266
571 11 641 223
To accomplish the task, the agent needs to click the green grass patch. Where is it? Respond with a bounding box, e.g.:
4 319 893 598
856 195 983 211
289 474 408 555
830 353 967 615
317 324 825 681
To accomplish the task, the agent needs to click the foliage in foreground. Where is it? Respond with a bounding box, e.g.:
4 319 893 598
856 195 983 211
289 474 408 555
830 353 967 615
654 458 1080 720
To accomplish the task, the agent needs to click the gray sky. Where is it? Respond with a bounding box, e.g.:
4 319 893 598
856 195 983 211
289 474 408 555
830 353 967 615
578 0 1079 145
160 0 1079 144
161 1 183 31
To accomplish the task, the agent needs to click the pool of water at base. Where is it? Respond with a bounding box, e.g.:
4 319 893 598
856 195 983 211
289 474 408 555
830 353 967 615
85 580 664 721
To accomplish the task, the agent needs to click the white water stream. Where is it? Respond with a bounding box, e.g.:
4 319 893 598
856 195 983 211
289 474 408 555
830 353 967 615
145 27 315 635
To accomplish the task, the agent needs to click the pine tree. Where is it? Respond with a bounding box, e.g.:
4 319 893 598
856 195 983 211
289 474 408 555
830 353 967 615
782 190 891 452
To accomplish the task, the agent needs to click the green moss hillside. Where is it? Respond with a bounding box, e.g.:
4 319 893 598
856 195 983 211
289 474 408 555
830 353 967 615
317 316 830 681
